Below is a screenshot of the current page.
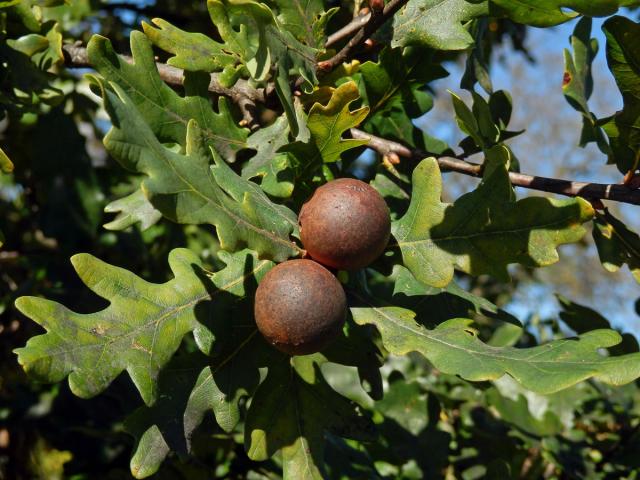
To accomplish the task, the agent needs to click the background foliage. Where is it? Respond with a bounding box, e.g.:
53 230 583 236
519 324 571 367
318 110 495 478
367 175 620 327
2 1 640 479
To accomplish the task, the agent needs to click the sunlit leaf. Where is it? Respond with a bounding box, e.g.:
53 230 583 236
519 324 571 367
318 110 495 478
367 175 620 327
490 0 628 27
96 79 301 261
392 0 489 50
281 82 369 186
103 188 162 232
601 16 640 174
352 304 640 394
142 18 238 73
14 248 273 406
207 0 319 136
87 32 248 161
392 154 594 287
593 210 640 283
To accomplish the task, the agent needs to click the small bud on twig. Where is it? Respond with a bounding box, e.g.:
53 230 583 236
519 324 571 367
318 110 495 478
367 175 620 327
387 152 401 165
317 60 332 72
364 38 377 50
623 169 637 185
369 0 385 13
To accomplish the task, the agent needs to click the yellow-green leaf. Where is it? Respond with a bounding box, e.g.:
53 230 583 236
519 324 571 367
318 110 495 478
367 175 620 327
352 305 640 394
392 154 594 287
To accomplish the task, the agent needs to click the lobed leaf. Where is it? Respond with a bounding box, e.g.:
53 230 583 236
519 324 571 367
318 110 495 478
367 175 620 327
245 356 375 479
142 18 237 73
98 80 301 261
14 248 272 406
241 115 296 198
207 0 319 136
124 247 278 478
281 82 369 185
489 0 632 27
392 0 489 51
268 0 335 49
593 210 640 283
392 154 594 287
601 16 640 174
352 304 640 394
87 32 248 162
103 188 162 232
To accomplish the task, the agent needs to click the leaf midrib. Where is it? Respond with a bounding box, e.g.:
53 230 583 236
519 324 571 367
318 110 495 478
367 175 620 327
368 305 629 368
397 216 581 247
30 261 272 362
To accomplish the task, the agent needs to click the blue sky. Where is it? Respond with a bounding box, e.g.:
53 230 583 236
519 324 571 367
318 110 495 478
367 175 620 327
421 16 640 335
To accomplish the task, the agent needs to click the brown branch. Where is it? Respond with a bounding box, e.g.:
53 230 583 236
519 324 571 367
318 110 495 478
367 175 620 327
350 129 640 206
61 42 640 207
325 12 372 48
320 0 410 71
61 43 265 129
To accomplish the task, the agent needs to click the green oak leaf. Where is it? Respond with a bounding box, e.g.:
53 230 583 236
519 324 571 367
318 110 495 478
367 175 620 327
87 32 248 162
142 18 238 73
391 264 521 327
268 0 335 48
356 47 447 147
97 80 301 261
392 0 489 51
124 250 278 479
391 154 594 287
563 17 597 116
125 317 381 478
490 0 631 27
601 16 640 174
103 188 162 232
241 115 295 198
450 90 523 160
124 352 210 479
305 81 369 163
245 356 375 480
593 210 640 283
557 295 639 355
14 248 271 406
562 17 611 155
7 20 62 68
207 0 318 136
281 82 369 185
351 304 640 394
486 386 564 437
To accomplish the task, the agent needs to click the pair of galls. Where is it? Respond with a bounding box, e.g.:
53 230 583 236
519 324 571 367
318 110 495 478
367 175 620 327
255 178 391 355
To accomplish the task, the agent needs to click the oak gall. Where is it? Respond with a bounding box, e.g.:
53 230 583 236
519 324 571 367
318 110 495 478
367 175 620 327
254 259 347 355
299 178 391 270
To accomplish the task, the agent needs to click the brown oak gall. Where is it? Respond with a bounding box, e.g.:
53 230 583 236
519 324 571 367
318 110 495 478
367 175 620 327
299 178 391 270
254 259 347 355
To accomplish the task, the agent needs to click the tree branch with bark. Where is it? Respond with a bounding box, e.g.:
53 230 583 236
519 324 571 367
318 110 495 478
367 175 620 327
59 19 640 207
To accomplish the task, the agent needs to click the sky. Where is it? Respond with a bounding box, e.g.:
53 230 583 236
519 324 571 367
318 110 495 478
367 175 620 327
420 15 640 335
